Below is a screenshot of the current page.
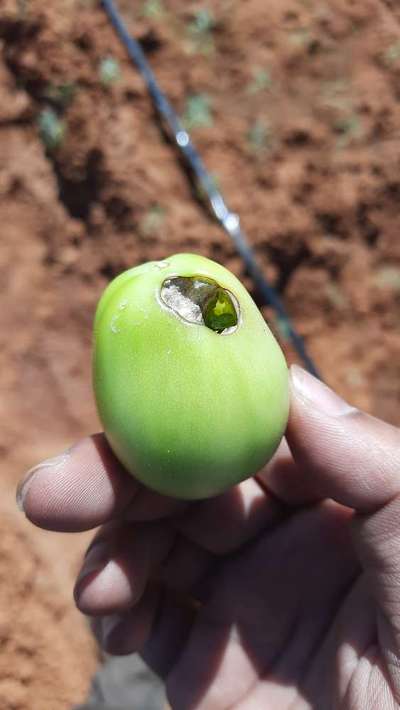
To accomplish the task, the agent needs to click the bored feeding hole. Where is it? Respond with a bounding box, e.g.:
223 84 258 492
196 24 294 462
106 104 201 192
160 276 239 333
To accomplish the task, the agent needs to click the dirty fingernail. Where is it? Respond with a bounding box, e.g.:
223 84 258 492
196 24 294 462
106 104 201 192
16 451 71 513
290 364 355 417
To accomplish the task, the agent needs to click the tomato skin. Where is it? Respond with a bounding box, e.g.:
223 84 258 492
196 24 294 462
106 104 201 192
93 253 289 499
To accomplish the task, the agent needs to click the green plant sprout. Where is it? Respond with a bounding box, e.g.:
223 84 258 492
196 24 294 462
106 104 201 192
247 68 272 95
99 56 121 85
325 283 348 309
383 40 400 66
43 82 77 109
190 8 215 34
335 113 363 149
247 119 272 153
183 94 213 130
374 266 400 291
288 28 313 48
141 0 165 19
187 8 216 55
139 204 166 236
38 108 65 150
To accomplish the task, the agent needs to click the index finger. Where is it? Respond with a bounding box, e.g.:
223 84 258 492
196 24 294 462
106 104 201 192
17 434 183 532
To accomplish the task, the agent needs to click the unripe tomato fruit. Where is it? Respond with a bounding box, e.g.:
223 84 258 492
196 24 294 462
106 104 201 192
93 253 289 499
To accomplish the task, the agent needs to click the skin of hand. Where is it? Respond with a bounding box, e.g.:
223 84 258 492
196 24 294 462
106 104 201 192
17 364 400 710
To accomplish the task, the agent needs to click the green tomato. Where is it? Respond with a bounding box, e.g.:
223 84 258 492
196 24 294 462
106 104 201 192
93 253 289 499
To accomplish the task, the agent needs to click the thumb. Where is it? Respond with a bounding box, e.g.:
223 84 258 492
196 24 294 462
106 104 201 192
285 364 400 514
281 365 400 666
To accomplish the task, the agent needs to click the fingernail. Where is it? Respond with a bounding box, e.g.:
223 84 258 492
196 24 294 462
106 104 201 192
290 365 355 417
16 451 71 513
74 541 110 605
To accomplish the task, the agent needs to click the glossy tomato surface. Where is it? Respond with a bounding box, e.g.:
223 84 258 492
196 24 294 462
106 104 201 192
93 253 289 499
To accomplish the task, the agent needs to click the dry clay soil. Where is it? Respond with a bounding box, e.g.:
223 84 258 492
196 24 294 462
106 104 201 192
1 0 400 708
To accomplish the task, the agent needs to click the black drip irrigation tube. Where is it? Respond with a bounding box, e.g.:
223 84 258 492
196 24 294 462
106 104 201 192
101 0 321 380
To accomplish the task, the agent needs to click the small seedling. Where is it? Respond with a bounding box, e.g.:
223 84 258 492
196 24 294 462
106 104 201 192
374 266 400 291
189 8 215 34
247 119 272 153
43 82 77 110
141 0 165 19
247 68 272 95
140 204 166 236
38 108 65 150
383 40 400 66
288 28 313 48
183 94 213 130
99 56 121 85
325 283 348 309
334 113 362 148
187 8 216 55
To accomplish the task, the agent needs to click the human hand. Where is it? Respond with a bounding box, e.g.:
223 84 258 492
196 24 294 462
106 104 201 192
17 366 400 709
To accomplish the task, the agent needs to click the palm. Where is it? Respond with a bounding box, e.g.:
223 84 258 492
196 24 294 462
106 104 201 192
20 373 400 710
143 496 392 710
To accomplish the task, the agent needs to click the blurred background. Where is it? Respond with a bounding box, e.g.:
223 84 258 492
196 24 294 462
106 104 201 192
1 0 399 707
